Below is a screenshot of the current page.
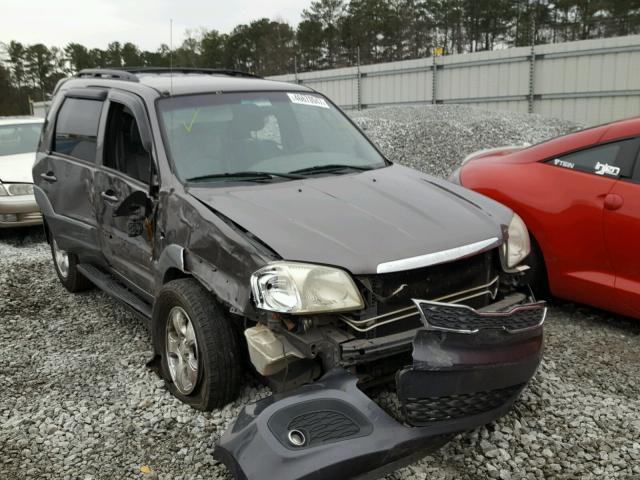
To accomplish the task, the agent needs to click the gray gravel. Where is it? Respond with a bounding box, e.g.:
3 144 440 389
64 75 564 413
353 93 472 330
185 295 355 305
352 104 581 178
2 105 639 480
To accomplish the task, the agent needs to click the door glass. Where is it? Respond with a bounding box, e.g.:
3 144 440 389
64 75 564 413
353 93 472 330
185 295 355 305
548 138 638 178
53 98 103 162
104 103 151 184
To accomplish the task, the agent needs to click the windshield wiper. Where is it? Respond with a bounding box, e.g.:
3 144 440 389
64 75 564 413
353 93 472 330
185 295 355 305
289 164 374 175
186 171 304 183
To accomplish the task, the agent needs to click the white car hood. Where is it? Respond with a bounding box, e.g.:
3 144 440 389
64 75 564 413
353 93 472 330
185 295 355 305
0 153 36 183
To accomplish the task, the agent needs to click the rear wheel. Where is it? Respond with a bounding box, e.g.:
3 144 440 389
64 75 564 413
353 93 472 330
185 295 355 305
50 237 93 292
155 278 242 410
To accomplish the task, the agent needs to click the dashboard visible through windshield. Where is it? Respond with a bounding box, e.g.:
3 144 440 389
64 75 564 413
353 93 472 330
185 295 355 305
157 91 387 183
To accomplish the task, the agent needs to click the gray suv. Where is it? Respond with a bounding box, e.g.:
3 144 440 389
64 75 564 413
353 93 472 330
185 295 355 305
34 68 545 480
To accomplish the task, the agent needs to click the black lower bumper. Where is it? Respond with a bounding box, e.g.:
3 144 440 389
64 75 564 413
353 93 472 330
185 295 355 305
215 300 545 480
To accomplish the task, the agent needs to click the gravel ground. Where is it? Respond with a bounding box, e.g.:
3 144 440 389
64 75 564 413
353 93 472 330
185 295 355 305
2 105 639 480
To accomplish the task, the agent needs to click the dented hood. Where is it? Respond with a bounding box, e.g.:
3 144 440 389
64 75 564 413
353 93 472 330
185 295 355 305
188 164 512 274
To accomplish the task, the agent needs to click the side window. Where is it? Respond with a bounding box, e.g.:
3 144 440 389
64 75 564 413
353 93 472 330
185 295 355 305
103 102 151 184
53 98 103 162
548 138 639 179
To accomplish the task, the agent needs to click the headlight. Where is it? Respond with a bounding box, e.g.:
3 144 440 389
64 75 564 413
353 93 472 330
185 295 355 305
251 261 364 314
501 213 531 269
0 183 34 196
448 167 462 185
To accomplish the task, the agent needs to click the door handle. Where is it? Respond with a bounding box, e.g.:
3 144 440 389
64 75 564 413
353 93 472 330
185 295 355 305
101 190 119 203
604 193 624 211
40 172 57 182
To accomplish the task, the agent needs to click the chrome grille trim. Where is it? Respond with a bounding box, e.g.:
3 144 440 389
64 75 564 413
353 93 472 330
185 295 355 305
339 276 500 333
376 237 501 274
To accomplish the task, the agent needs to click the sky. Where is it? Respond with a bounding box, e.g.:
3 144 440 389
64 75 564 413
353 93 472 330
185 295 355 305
1 0 306 50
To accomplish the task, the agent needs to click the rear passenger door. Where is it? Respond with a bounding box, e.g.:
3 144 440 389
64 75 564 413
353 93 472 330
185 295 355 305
602 139 640 317
33 89 106 257
95 91 156 299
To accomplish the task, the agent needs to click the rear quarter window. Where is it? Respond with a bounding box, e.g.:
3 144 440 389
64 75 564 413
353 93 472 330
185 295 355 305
547 138 639 178
53 98 103 162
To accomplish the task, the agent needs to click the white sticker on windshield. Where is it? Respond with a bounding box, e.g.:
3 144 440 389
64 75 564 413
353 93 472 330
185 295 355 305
287 93 330 109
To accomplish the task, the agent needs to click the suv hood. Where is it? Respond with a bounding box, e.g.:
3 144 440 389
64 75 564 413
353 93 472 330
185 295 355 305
0 153 36 183
189 164 512 274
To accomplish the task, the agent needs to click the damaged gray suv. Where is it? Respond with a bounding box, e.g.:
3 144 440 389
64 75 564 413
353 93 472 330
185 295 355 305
34 68 545 480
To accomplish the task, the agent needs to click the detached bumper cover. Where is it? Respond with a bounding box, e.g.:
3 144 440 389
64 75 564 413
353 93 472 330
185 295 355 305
215 300 546 480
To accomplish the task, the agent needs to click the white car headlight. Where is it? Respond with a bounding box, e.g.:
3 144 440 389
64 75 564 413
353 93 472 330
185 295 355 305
251 261 364 314
0 183 34 196
501 213 531 269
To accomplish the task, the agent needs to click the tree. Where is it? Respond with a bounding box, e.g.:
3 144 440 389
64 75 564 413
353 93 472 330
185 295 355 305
121 42 142 67
297 19 324 70
200 30 227 68
6 41 27 91
65 43 93 72
302 0 345 67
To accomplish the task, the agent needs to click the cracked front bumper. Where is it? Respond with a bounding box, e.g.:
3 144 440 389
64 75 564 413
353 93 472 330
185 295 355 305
215 299 545 480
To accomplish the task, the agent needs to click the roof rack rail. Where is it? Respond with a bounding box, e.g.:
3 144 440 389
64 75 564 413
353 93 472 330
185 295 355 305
76 69 140 82
122 67 262 79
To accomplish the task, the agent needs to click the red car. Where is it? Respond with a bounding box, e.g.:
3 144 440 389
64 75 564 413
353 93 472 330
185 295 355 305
450 117 640 320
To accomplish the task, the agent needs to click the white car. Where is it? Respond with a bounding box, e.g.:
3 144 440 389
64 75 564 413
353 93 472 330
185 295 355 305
0 116 44 227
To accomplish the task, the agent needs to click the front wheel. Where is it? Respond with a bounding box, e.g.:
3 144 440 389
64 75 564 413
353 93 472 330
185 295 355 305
154 278 242 410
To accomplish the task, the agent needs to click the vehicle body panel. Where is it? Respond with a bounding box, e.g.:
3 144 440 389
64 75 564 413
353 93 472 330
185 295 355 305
188 164 512 275
457 117 640 319
604 179 640 316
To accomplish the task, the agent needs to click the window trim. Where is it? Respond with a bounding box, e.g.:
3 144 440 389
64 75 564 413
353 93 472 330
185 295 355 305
542 136 640 180
52 95 105 164
631 146 640 184
98 92 157 186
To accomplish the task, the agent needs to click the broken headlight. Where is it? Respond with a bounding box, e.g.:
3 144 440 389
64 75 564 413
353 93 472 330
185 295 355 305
501 213 531 269
251 261 364 314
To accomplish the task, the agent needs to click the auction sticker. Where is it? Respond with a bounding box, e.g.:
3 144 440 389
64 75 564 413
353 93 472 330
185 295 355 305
287 93 330 109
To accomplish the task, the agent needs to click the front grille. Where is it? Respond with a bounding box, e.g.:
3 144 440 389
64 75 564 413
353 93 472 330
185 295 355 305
342 251 497 336
403 384 524 426
417 301 545 333
367 250 495 312
288 410 360 446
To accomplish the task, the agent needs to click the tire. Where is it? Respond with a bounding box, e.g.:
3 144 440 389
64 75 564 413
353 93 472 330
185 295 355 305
154 278 242 410
49 235 93 293
523 236 549 299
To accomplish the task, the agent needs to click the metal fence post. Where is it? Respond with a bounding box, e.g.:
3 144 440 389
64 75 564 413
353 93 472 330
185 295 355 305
357 46 362 111
432 54 437 105
528 6 537 114
528 44 536 113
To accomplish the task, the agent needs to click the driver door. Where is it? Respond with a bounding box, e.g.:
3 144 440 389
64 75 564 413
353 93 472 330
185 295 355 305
95 91 156 299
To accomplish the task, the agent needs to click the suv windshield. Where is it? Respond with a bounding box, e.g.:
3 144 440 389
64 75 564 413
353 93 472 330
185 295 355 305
157 91 387 183
0 123 42 156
